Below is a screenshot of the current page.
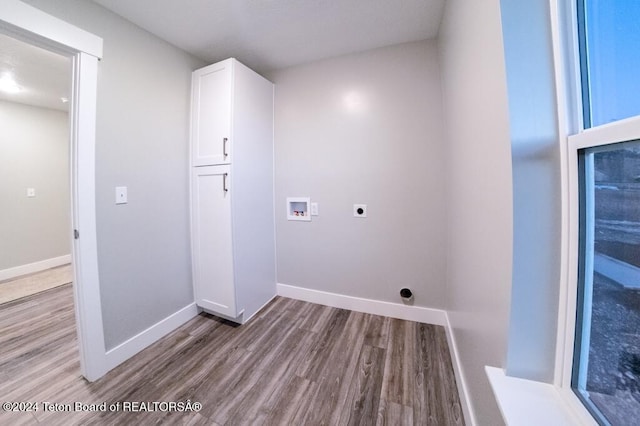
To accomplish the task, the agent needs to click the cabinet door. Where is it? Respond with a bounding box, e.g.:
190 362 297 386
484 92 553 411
191 61 232 166
192 165 237 317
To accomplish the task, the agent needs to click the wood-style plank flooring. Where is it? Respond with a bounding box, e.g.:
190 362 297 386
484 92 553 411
0 284 464 425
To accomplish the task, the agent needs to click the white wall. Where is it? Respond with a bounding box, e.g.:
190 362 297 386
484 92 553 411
24 0 206 350
268 40 447 308
438 1 513 424
0 100 70 271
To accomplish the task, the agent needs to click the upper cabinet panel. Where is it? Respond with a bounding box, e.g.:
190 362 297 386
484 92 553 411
191 60 233 166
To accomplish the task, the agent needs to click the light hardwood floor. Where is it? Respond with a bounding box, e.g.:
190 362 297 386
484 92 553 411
0 284 464 425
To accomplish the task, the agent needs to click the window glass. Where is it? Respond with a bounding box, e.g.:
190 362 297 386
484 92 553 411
573 140 640 425
580 1 640 127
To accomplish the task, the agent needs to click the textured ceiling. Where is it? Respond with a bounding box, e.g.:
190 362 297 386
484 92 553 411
92 0 445 73
0 32 70 112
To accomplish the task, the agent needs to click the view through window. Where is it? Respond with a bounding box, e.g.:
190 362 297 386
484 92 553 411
574 142 640 425
572 1 640 425
578 0 640 127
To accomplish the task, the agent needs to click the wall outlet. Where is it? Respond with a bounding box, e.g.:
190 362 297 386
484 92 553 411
26 188 35 197
353 204 367 218
311 202 319 216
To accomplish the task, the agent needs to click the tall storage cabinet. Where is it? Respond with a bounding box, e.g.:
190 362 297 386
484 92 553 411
190 58 276 323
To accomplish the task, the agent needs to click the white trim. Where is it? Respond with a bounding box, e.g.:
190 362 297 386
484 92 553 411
444 313 477 426
203 294 278 325
0 255 71 282
104 303 199 371
486 366 596 426
69 51 106 381
551 0 580 389
0 0 102 58
560 132 591 414
570 114 640 149
276 283 447 325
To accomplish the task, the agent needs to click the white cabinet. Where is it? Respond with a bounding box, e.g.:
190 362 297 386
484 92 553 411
192 165 236 317
190 58 276 323
191 60 232 166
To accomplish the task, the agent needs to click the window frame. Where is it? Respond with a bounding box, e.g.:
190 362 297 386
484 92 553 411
553 0 640 423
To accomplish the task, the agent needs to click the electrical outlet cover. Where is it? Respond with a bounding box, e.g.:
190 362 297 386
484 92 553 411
353 204 367 218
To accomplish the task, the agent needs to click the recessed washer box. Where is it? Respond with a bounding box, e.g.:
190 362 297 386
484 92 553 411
287 197 311 221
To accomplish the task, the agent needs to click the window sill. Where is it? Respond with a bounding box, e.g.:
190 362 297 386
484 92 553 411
486 366 585 425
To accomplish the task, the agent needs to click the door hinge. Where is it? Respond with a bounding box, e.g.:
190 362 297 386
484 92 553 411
74 229 80 239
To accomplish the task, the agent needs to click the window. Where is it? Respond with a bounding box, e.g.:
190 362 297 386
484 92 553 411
578 0 640 128
570 1 640 424
573 141 640 425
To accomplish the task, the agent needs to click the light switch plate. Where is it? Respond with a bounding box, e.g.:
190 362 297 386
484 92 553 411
27 188 35 197
115 186 127 204
311 202 319 216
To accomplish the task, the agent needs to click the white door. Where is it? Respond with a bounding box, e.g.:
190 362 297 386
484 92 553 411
191 60 232 166
192 165 237 317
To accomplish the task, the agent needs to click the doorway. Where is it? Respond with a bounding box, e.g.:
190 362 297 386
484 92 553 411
0 32 72 304
0 0 105 381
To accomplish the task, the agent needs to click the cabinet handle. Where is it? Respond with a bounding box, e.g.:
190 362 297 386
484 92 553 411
223 173 228 193
223 137 229 158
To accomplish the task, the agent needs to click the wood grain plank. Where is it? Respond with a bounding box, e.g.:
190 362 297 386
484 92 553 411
376 399 414 426
295 307 350 380
417 323 443 425
298 311 371 425
297 302 335 334
363 314 390 349
0 290 465 426
214 328 313 424
379 318 415 407
413 323 465 426
0 410 38 426
340 344 386 425
434 324 465 425
261 375 318 425
191 303 305 420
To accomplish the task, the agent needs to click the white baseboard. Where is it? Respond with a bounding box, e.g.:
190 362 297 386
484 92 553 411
104 303 199 371
0 254 71 282
444 312 477 426
276 282 447 326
